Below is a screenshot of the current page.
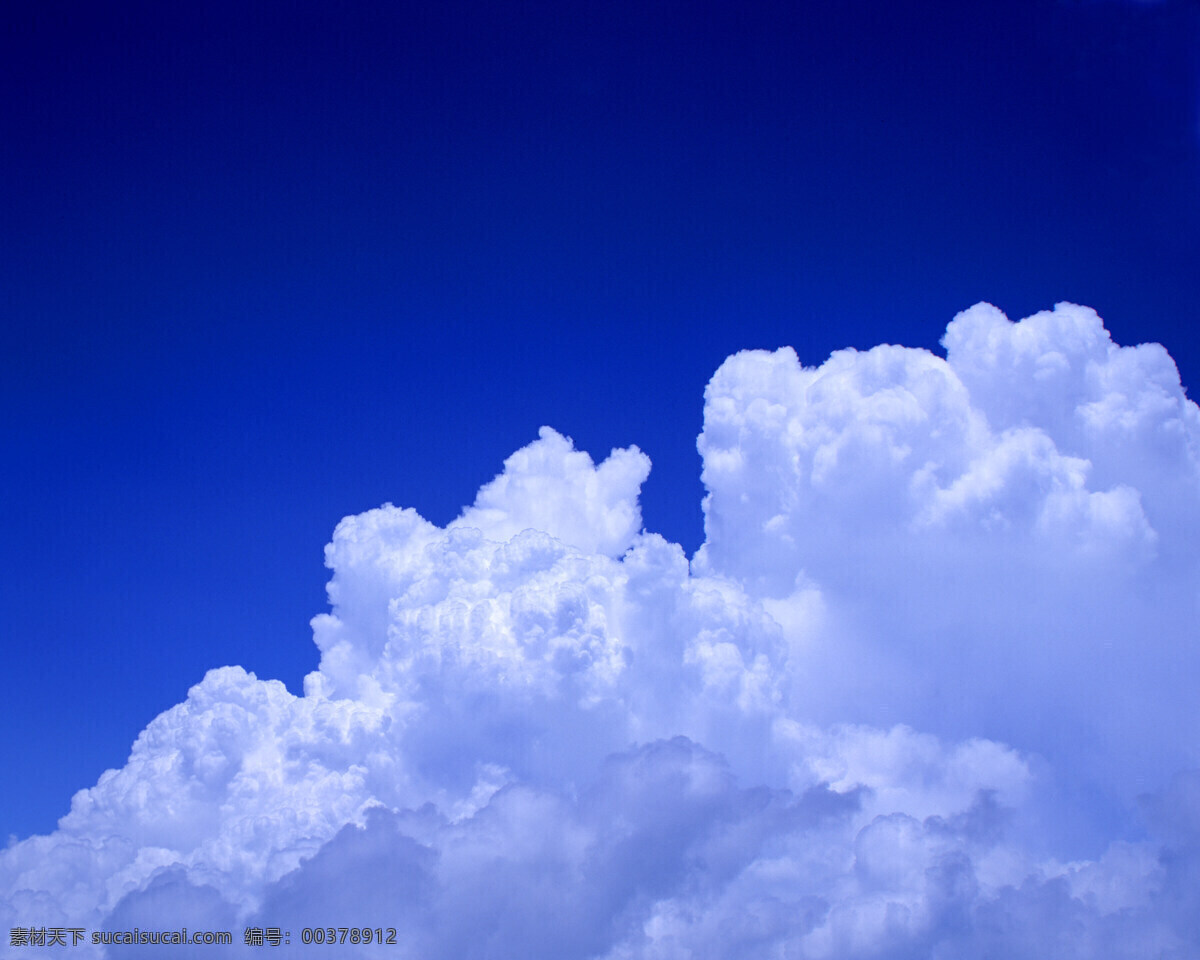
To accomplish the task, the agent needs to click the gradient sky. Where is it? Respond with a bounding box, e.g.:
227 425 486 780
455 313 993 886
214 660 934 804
3 0 1198 847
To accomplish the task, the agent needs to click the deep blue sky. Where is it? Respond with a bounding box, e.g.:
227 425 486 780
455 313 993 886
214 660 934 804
3 0 1198 841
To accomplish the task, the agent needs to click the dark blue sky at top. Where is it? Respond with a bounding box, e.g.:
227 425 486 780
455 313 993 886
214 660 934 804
2 0 1198 840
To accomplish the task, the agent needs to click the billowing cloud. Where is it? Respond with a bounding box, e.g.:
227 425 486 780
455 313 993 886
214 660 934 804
698 303 1200 839
3 304 1198 957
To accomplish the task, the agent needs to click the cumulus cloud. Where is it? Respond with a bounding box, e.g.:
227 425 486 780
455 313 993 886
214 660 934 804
698 303 1200 836
3 303 1198 957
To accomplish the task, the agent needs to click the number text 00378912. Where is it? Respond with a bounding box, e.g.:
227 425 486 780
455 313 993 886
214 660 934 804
301 927 398 945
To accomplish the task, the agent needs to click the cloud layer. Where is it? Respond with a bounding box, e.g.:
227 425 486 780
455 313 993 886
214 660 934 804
4 303 1198 957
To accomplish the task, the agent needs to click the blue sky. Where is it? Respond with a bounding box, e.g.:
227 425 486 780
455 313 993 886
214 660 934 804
2 2 1199 946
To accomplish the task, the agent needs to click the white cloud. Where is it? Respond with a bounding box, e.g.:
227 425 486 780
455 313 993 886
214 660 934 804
3 304 1198 957
456 425 651 558
696 304 1200 829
